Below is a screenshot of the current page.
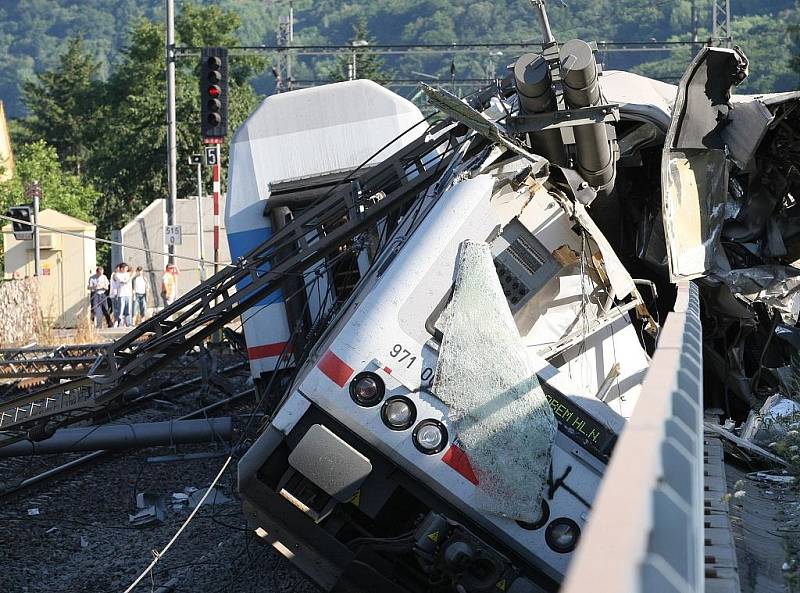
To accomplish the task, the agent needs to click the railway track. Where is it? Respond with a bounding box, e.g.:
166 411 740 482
0 344 108 379
0 350 250 500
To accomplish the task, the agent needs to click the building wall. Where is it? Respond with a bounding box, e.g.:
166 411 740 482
2 210 96 328
116 197 231 309
0 277 42 346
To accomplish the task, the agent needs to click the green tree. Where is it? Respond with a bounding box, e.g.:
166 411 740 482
87 4 263 242
327 17 389 83
21 36 101 175
0 140 99 222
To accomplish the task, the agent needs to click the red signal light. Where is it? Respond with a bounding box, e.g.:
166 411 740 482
207 85 221 98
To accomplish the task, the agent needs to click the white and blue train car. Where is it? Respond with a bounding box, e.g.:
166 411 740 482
225 80 426 379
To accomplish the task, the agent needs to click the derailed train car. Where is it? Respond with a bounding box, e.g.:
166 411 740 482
230 23 800 593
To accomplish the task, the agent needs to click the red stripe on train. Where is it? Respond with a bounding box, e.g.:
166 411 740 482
442 445 479 485
318 350 355 388
248 342 291 360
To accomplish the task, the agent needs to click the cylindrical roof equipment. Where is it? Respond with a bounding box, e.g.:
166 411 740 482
514 53 567 166
559 39 616 195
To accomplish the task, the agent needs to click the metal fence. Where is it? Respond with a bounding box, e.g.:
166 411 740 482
561 281 704 593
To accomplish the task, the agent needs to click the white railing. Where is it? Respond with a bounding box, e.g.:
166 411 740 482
561 281 704 593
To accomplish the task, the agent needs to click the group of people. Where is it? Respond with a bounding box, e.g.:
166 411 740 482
88 263 179 328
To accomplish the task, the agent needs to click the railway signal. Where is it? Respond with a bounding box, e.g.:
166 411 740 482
7 205 33 240
200 47 229 140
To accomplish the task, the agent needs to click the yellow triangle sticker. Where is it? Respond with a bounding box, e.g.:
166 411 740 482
496 579 507 591
350 490 361 507
427 531 440 543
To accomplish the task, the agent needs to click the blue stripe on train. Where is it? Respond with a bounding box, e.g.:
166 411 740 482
227 227 285 307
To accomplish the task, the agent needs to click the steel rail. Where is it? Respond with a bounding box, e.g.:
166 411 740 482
561 281 704 593
0 344 107 379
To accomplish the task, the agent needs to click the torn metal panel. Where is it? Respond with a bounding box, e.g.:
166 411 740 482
740 394 800 446
663 149 729 279
723 165 785 244
432 240 556 522
724 96 774 171
571 201 636 299
662 47 747 281
704 423 788 467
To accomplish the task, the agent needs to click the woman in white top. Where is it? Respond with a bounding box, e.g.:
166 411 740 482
116 263 133 327
133 266 148 324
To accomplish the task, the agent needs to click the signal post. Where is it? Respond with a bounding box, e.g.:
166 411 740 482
200 47 229 343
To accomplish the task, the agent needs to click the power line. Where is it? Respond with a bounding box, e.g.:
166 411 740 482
175 40 703 60
180 40 699 52
0 213 234 269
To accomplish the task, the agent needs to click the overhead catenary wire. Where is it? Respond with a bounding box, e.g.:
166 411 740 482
0 115 438 275
177 40 706 55
0 116 455 441
0 213 235 270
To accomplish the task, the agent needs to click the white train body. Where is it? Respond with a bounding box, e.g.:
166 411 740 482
233 75 658 592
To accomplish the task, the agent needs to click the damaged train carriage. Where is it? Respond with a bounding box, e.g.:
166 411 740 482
231 40 799 592
659 47 800 417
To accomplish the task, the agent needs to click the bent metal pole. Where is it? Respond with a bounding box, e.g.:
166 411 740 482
0 418 233 456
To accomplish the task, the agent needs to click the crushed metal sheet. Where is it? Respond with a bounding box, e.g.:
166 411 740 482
552 244 580 266
714 265 800 324
740 394 800 446
189 487 232 509
128 506 165 527
724 96 775 171
432 240 556 522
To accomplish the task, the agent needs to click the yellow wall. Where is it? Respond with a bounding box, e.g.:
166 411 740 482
2 209 96 327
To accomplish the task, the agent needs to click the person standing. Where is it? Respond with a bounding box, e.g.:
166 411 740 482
87 269 97 324
133 266 148 324
89 267 112 328
117 263 133 327
160 263 178 309
110 264 121 327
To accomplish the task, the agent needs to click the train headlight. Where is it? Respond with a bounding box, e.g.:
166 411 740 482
413 419 448 454
545 518 580 553
349 372 385 407
381 396 417 431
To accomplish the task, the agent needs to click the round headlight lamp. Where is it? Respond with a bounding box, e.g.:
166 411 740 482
545 518 580 553
349 372 385 407
381 396 417 431
412 419 448 454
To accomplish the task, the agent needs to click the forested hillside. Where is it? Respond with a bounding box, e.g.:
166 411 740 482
1 0 798 118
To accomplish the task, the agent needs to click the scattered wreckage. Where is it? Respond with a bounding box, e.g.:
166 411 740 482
225 16 800 593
